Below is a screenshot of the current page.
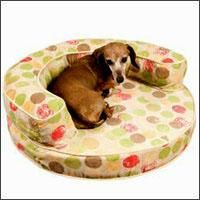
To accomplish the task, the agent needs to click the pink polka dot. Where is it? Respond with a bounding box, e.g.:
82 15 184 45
117 92 132 100
121 123 138 132
36 104 53 119
7 116 12 128
156 47 170 55
172 105 186 113
141 161 156 173
66 40 78 45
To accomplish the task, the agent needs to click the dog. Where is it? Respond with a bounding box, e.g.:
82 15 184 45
48 42 139 129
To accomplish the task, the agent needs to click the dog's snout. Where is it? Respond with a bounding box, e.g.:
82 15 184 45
116 76 124 83
116 70 122 76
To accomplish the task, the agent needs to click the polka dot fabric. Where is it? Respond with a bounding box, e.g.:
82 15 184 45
3 39 195 178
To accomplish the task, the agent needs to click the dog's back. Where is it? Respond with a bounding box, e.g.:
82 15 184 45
47 55 106 128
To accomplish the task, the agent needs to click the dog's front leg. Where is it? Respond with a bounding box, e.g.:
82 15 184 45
97 77 115 98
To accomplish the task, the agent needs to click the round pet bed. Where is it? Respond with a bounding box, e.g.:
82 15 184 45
3 39 195 178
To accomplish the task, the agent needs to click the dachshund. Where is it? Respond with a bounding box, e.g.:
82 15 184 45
48 42 139 129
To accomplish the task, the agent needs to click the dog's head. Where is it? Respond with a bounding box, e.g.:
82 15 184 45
93 42 139 83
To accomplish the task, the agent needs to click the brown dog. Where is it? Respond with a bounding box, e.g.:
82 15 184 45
48 42 139 129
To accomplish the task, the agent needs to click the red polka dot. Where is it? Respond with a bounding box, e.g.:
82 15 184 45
20 57 32 62
172 105 186 113
162 58 174 63
17 143 24 151
143 59 154 72
51 125 65 141
9 102 17 111
123 155 140 168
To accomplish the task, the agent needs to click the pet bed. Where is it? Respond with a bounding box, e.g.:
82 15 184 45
3 39 195 178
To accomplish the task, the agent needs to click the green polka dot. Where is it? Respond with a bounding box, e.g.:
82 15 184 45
16 81 29 87
125 170 139 176
138 85 152 92
50 67 60 77
138 51 149 57
26 143 37 151
76 130 86 137
45 74 51 84
5 75 20 84
183 67 187 77
151 139 164 146
133 109 146 116
155 79 167 86
25 143 38 158
146 104 161 112
142 71 152 82
91 39 104 45
159 147 171 159
43 56 52 64
183 136 189 145
70 144 86 153
183 90 190 97
22 72 34 79
172 140 182 153
9 111 16 122
172 63 181 69
118 113 133 121
56 51 64 56
48 99 63 112
48 113 61 123
106 154 120 162
17 119 25 129
168 96 180 103
137 96 149 104
172 52 184 61
64 157 81 169
184 102 194 110
20 133 27 141
68 48 77 53
15 94 26 106
107 128 126 140
5 72 12 79
119 139 134 147
156 124 170 132
160 111 173 118
20 64 32 70
32 51 44 57
130 171 139 176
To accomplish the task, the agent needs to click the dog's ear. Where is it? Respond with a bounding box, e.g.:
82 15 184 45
92 47 104 65
92 47 112 79
127 44 140 71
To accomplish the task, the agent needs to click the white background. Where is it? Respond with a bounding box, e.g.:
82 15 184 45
1 1 199 199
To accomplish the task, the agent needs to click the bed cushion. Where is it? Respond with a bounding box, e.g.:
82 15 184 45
3 39 195 178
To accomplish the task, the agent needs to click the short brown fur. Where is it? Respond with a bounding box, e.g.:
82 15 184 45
48 42 139 129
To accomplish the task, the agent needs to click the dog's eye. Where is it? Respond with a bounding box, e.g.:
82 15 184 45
121 57 127 63
106 59 113 65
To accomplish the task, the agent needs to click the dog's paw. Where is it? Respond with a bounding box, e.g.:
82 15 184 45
102 89 110 98
103 104 114 118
